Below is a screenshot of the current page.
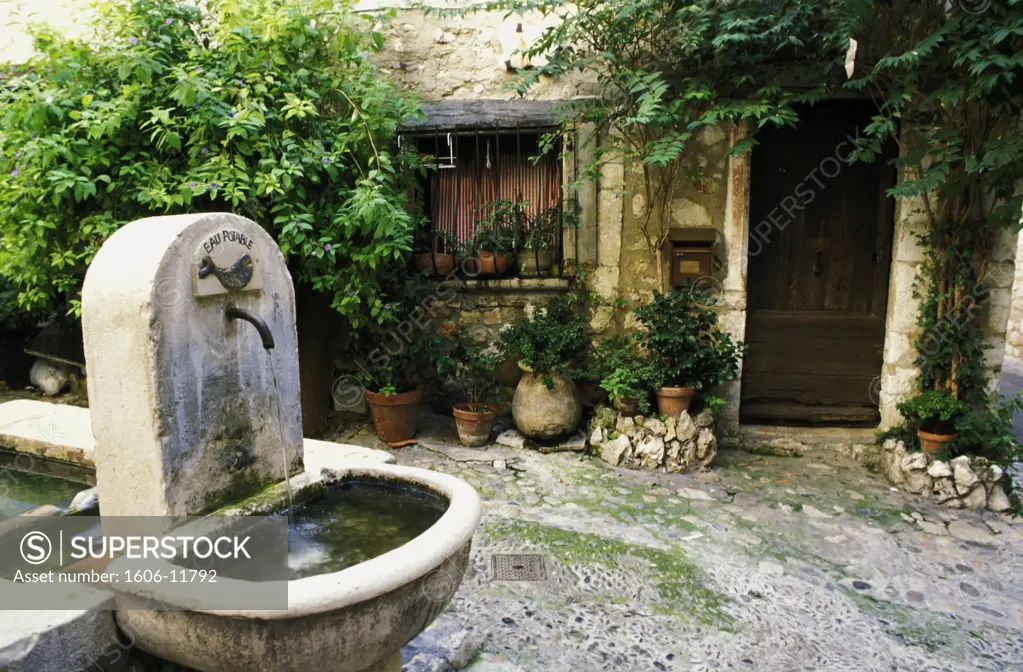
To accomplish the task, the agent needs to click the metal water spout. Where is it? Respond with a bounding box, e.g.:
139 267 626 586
225 306 275 350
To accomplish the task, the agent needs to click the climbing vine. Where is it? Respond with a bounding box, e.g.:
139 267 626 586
475 0 1023 467
0 0 422 328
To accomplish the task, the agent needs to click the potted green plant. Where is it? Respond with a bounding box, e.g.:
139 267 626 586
897 389 968 454
518 204 557 276
499 296 587 440
635 283 743 417
412 226 456 276
357 322 441 444
471 199 520 275
437 330 500 446
591 335 656 416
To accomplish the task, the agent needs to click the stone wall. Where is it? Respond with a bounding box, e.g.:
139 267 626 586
588 406 719 473
879 439 1013 513
1003 234 1023 361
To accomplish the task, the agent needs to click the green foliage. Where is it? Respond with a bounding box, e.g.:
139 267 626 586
437 329 499 409
896 389 969 435
474 199 524 254
634 283 743 391
0 0 421 327
353 279 441 395
521 204 558 251
499 295 587 386
590 334 657 414
843 1 1023 407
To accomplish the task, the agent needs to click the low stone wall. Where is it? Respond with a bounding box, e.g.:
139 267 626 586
879 439 1012 513
588 406 718 472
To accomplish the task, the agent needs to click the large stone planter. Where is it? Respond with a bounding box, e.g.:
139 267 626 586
512 365 582 441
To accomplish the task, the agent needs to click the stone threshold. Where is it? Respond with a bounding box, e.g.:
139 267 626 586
724 424 880 463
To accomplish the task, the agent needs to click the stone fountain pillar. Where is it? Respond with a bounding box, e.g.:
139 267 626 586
82 213 303 516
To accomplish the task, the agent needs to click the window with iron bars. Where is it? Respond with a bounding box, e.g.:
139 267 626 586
408 128 566 278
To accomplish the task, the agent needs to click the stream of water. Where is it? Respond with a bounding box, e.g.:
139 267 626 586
266 353 295 524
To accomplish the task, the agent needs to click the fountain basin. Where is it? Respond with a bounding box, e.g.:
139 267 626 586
115 462 482 672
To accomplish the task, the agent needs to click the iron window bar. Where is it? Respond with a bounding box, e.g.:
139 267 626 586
407 125 566 280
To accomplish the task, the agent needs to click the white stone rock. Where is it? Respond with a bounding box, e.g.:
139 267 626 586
676 411 698 442
642 417 667 437
902 452 928 472
985 464 1004 483
29 358 71 396
599 435 632 467
962 485 988 510
694 408 714 428
495 429 526 449
884 451 906 485
801 505 832 519
916 520 948 536
589 426 605 446
493 459 507 472
932 478 958 504
904 470 933 495
678 487 714 501
758 560 785 578
926 460 952 478
664 417 677 442
67 488 99 514
987 486 1011 513
947 520 994 544
696 429 717 461
634 435 665 470
616 415 637 438
953 461 980 491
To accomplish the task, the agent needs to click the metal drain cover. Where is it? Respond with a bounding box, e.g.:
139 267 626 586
492 554 547 581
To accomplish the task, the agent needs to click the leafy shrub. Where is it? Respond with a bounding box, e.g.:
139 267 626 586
353 280 440 395
590 335 656 414
437 329 498 410
634 283 742 391
0 0 420 327
896 389 969 435
499 296 587 386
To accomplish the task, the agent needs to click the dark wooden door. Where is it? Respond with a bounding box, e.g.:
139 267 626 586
741 101 896 425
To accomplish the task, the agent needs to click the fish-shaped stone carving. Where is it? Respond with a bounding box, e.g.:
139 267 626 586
198 253 254 290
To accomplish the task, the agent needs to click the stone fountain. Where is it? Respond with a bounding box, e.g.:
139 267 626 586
80 213 481 672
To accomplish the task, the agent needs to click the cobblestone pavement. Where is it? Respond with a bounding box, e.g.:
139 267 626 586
328 413 1023 672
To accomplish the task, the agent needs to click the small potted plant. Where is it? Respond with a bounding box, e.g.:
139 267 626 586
471 199 520 275
438 330 500 446
518 204 557 276
357 324 441 444
412 226 456 276
500 296 587 440
635 282 743 417
591 335 656 416
897 389 968 454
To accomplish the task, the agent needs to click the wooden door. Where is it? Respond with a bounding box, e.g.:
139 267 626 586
740 100 896 425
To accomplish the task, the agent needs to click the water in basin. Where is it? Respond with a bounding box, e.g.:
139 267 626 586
287 479 447 580
0 450 93 515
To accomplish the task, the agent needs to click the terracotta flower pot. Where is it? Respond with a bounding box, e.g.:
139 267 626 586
413 252 455 276
474 251 515 275
614 396 639 417
518 250 553 275
917 428 957 454
365 386 423 443
656 386 696 417
452 402 497 447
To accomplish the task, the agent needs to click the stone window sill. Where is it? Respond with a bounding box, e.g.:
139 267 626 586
460 277 573 292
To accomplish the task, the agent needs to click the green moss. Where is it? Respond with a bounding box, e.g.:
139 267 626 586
482 518 731 627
